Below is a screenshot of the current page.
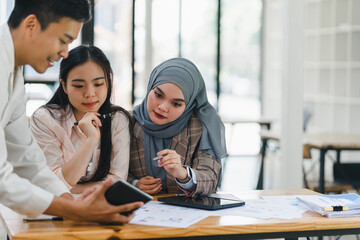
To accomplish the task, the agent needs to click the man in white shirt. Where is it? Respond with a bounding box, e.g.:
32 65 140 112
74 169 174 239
0 0 142 222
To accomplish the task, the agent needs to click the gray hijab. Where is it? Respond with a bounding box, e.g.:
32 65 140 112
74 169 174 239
133 58 226 190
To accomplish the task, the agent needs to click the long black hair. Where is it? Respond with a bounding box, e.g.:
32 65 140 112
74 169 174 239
41 45 133 183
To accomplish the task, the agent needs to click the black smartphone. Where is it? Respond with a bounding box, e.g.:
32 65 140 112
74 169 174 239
105 180 153 211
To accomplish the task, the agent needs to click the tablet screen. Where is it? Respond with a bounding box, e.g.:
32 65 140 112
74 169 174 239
157 196 245 210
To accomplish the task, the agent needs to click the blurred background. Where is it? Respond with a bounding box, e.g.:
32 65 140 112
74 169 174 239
3 1 360 239
2 0 360 194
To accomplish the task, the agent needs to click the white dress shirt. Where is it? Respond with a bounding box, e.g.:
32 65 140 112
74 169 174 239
0 23 69 217
30 107 130 189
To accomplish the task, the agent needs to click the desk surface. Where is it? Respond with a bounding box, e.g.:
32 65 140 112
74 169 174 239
260 131 360 158
2 189 360 240
261 131 360 149
303 132 360 150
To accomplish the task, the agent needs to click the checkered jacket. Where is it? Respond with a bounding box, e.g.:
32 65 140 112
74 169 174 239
128 115 221 196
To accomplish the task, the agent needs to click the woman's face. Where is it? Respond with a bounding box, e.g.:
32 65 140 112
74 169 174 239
62 60 108 120
147 82 186 125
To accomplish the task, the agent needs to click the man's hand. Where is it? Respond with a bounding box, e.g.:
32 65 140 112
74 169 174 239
45 177 144 223
59 192 74 200
136 176 162 195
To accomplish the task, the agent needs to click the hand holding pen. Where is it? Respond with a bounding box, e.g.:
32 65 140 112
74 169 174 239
152 155 164 161
74 113 112 126
154 149 188 181
73 112 103 141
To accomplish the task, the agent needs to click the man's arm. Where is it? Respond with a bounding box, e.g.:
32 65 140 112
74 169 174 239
45 177 143 223
6 92 69 197
0 106 142 221
0 67 68 217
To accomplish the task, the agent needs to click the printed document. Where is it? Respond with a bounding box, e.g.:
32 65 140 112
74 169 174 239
297 193 360 218
130 201 209 228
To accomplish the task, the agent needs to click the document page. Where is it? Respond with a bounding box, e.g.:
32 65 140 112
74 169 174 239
131 196 307 228
296 194 360 217
130 201 209 228
210 197 306 220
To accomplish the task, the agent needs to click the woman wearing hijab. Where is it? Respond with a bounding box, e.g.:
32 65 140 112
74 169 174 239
128 57 226 196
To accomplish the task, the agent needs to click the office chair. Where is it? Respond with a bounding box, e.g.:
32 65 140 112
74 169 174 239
302 106 359 194
333 162 360 193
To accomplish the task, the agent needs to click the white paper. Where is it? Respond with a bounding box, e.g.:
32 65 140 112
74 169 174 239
296 194 358 210
130 201 209 228
261 195 309 212
296 194 360 218
131 196 306 229
209 198 304 220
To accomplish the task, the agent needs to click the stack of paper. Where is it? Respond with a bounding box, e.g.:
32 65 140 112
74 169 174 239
297 193 360 218
131 194 308 229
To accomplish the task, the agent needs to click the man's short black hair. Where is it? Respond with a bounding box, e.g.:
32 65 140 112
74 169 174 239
8 0 91 30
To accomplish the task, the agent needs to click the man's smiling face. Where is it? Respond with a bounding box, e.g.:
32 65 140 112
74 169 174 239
28 17 82 73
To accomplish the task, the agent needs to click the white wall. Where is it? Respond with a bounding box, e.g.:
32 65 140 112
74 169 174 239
262 0 304 189
263 0 360 187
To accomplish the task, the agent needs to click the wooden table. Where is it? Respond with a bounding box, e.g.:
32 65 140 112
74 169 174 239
2 189 360 240
260 131 360 193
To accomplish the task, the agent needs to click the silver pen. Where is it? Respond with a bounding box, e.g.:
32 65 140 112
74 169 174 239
153 155 164 161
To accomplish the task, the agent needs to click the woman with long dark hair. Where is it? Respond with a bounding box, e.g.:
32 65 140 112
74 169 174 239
31 45 132 194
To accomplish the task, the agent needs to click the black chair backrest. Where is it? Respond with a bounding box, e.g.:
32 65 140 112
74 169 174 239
333 162 360 188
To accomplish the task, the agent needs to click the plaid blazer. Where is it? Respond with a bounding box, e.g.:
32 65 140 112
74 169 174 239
128 115 221 196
